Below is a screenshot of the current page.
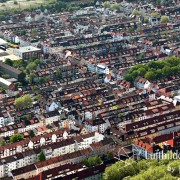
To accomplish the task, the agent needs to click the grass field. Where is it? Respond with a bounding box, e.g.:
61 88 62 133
0 0 45 10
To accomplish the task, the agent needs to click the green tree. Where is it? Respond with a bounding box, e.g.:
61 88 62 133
162 66 171 76
103 159 180 180
56 69 62 79
14 94 33 110
106 152 113 160
34 94 42 101
159 174 177 180
78 54 179 86
156 69 163 79
10 133 24 143
130 64 145 73
29 73 37 84
132 10 141 15
5 58 14 66
20 30 26 35
138 67 146 76
143 18 149 24
160 16 169 23
128 27 134 33
168 161 180 176
38 151 46 161
83 156 102 167
111 4 120 10
171 66 179 75
103 1 111 8
103 160 138 180
39 77 48 83
137 27 141 32
0 15 6 21
131 70 139 79
151 12 159 17
32 85 39 91
31 28 37 37
136 159 149 171
145 71 156 81
139 52 145 60
166 57 180 66
148 61 158 69
26 62 36 73
154 61 166 69
124 74 134 83
29 130 35 138
0 140 6 146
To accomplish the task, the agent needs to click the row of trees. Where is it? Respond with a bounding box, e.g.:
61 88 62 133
5 58 63 84
103 158 180 180
5 58 40 74
124 57 180 82
103 1 121 10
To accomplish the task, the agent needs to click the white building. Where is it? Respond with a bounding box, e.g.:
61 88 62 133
43 110 60 125
149 16 161 26
46 102 59 112
85 119 107 133
0 112 14 127
88 63 109 74
13 46 41 59
0 131 105 178
0 38 8 49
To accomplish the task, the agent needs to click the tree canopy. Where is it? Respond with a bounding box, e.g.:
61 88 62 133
132 10 141 15
160 15 170 23
83 155 102 167
10 133 24 143
103 159 180 180
103 1 111 8
26 62 37 73
150 12 159 17
14 94 33 110
0 140 6 146
38 151 46 161
124 57 180 82
5 58 14 66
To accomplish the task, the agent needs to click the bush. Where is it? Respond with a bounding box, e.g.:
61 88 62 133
10 133 24 143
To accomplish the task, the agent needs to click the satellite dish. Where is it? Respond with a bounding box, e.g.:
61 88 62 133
40 137 45 146
28 141 34 149
17 145 22 152
52 134 57 143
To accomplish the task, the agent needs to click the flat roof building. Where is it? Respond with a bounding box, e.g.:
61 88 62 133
13 46 41 59
0 61 25 82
